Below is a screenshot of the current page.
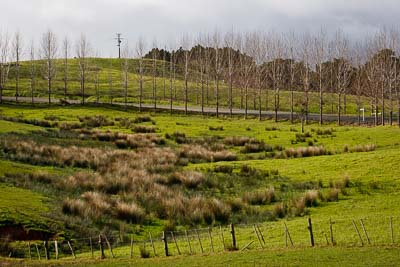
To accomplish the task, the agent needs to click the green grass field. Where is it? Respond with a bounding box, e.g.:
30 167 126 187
0 102 399 266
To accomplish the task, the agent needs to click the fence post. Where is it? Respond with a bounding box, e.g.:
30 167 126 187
308 217 315 247
35 244 41 260
130 235 134 258
284 222 294 247
149 232 157 257
220 226 226 251
352 220 364 246
360 219 371 245
230 224 237 249
54 240 58 260
27 242 32 260
253 224 263 248
43 240 49 260
256 225 266 245
98 235 105 259
329 218 335 245
89 237 94 258
171 231 181 255
104 235 114 258
185 230 192 254
390 217 394 244
67 240 76 259
162 231 169 257
195 229 204 254
208 227 214 252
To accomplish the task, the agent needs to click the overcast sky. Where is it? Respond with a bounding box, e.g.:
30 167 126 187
1 0 399 57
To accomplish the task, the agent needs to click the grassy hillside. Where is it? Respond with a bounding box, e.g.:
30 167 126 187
2 58 373 115
0 102 399 265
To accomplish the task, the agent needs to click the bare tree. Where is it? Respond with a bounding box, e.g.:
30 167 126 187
136 37 146 112
121 42 131 110
181 35 192 115
62 36 70 102
353 41 366 125
365 35 381 126
151 40 158 112
334 29 353 126
224 30 236 117
285 31 298 123
76 34 91 105
299 33 312 123
29 40 35 105
169 48 175 114
238 33 254 119
213 31 223 117
40 30 58 104
313 29 327 125
0 32 11 104
12 31 23 103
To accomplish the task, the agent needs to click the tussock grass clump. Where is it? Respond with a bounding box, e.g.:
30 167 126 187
273 202 287 218
293 132 312 143
78 115 114 128
243 188 276 205
209 125 224 131
165 132 188 144
313 128 335 136
168 171 205 188
139 246 151 258
62 198 86 216
133 115 152 124
214 165 234 173
224 136 252 146
1 115 59 128
115 201 145 223
133 125 157 133
303 190 319 207
343 144 376 153
326 188 339 202
278 146 331 158
241 141 273 153
179 145 236 163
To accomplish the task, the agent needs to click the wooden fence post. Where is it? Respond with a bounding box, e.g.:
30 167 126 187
195 229 203 254
390 216 394 244
284 222 294 247
208 227 214 252
98 235 105 259
104 235 114 258
54 240 58 260
130 235 134 258
352 220 364 246
360 219 371 245
256 225 266 245
35 244 41 260
185 230 192 254
43 240 49 260
171 231 181 255
67 240 76 259
149 232 157 256
329 218 335 245
254 224 263 248
89 237 94 258
220 226 226 251
27 242 32 260
308 217 315 247
162 231 169 256
230 224 237 249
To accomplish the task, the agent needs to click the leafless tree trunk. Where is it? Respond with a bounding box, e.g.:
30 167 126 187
121 43 131 110
313 29 327 125
169 49 175 114
12 31 22 103
300 33 312 123
225 30 236 117
182 35 192 115
136 37 146 112
0 32 10 104
29 40 35 105
151 40 158 112
62 36 70 102
76 34 91 105
40 30 58 104
213 31 222 118
286 32 297 123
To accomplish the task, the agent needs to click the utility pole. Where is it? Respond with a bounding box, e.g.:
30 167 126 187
115 33 123 59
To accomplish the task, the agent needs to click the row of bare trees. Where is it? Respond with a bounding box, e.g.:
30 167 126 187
0 28 399 126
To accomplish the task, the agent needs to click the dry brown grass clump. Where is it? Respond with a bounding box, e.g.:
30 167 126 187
277 146 330 158
132 125 157 133
78 115 114 128
115 201 145 223
168 171 205 188
243 188 276 205
343 144 376 153
179 145 237 163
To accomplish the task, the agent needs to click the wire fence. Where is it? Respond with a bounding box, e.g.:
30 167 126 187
2 215 400 260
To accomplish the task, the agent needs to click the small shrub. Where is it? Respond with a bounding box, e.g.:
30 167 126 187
133 115 152 123
209 126 224 131
133 125 156 133
214 165 233 173
139 246 151 258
